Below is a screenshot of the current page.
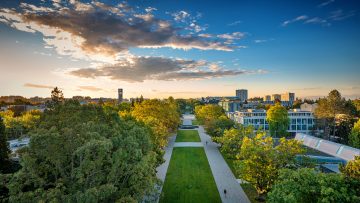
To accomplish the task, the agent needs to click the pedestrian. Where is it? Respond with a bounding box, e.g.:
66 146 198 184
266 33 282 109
224 189 227 198
206 141 208 145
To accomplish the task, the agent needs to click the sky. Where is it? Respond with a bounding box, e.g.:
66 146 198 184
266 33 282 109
0 0 359 99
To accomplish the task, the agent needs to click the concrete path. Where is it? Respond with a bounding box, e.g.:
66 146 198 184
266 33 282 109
174 142 203 147
198 126 250 203
155 134 176 201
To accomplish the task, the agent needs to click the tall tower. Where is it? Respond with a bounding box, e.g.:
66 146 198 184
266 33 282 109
118 88 123 103
236 89 248 102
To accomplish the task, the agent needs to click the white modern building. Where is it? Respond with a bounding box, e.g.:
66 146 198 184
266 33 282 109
227 109 315 134
236 89 248 102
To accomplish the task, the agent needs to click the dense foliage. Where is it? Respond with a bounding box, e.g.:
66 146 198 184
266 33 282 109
266 103 290 137
215 125 254 158
0 109 41 139
315 90 357 142
130 98 181 150
349 119 360 148
267 168 359 203
237 133 304 196
194 104 234 137
194 104 224 125
2 100 159 202
0 117 10 173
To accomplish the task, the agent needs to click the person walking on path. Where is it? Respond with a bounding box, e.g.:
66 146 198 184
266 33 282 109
206 141 208 145
224 189 227 198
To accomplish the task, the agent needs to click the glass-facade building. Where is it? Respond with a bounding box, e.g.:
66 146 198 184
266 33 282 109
227 109 315 133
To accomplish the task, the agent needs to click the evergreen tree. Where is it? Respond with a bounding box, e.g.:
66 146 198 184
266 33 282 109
0 116 10 172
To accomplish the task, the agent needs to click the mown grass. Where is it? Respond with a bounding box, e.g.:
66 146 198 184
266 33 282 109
160 148 221 203
175 130 201 142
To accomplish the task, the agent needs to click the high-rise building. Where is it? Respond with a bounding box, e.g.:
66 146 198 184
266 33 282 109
118 88 123 103
281 92 295 102
264 95 271 101
271 94 281 101
236 89 248 102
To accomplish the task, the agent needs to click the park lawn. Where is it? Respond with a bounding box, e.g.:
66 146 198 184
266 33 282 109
175 130 201 142
192 119 200 125
160 148 221 203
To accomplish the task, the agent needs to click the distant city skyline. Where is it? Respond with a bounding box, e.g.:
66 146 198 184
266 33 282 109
0 0 359 99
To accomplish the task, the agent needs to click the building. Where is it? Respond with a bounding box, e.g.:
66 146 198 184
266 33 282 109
219 99 241 112
236 89 248 102
264 95 271 101
118 88 123 103
281 92 295 102
271 94 281 101
227 109 315 134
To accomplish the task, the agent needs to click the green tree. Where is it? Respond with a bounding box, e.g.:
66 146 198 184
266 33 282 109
51 87 64 104
215 125 254 158
194 104 224 125
266 103 290 137
237 134 304 197
349 119 360 148
314 90 355 140
341 156 360 181
267 168 359 203
6 101 158 202
0 116 10 173
204 115 234 137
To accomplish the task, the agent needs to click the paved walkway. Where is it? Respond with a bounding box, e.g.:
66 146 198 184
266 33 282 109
174 142 203 147
156 114 250 203
198 125 250 203
155 134 176 202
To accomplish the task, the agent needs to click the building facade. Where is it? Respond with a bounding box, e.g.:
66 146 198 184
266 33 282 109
236 89 248 102
118 88 123 103
227 109 315 134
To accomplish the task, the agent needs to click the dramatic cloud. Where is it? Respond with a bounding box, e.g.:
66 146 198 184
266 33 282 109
78 86 103 92
24 83 54 89
0 1 234 63
69 56 266 82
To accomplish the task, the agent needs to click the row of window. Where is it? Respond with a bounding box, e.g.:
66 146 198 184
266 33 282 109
243 124 313 131
242 118 314 125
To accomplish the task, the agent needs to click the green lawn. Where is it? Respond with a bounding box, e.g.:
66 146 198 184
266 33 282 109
175 130 201 142
191 119 200 125
160 148 221 203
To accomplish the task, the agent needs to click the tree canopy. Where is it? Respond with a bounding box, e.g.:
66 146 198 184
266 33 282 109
237 134 304 196
267 168 359 203
3 100 159 202
266 103 290 137
349 119 360 149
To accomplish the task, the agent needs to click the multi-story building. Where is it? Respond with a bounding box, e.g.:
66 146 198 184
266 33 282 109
281 92 295 102
227 109 315 134
219 99 241 112
236 89 248 102
118 88 123 103
271 94 281 101
264 95 271 101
